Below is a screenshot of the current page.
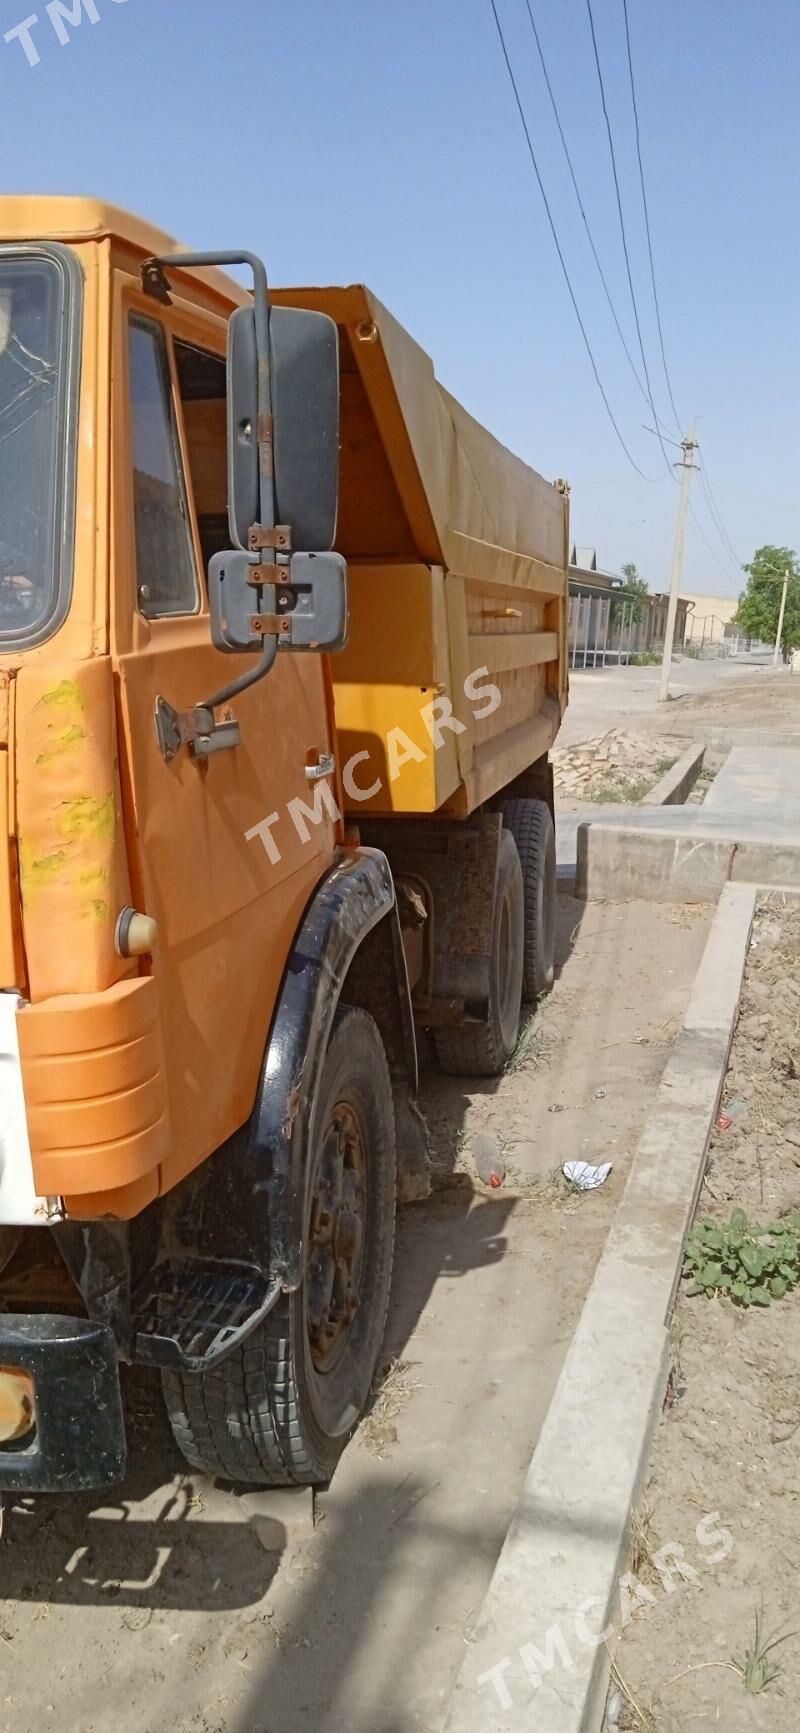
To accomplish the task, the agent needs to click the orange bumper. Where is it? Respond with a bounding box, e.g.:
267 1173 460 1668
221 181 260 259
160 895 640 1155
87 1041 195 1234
17 976 170 1218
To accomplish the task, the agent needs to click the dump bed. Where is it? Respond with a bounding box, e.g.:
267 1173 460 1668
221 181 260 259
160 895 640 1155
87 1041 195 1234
271 284 570 817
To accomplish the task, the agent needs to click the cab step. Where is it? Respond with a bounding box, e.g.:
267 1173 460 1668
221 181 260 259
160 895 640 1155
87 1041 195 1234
132 1260 282 1373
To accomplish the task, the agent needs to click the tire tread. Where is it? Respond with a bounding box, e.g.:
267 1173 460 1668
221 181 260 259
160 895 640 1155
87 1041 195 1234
162 1007 395 1486
500 796 555 1001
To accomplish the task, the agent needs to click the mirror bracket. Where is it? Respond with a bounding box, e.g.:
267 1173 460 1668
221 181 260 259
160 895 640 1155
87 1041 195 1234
248 523 292 555
141 259 173 305
153 696 242 766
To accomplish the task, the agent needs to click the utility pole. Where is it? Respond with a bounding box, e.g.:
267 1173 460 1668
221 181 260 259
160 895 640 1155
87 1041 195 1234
773 568 790 667
659 427 698 702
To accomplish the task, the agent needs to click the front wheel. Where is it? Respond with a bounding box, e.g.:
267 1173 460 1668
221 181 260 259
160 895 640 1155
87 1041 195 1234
162 1006 396 1485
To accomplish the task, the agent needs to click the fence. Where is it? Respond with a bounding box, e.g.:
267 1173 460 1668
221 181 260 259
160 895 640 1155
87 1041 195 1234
568 595 642 669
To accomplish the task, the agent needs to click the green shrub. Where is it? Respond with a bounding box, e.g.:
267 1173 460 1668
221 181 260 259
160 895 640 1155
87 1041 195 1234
683 1209 800 1307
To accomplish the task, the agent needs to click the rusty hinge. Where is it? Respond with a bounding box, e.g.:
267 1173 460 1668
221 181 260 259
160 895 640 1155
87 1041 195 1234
248 524 291 554
247 563 291 587
250 615 292 639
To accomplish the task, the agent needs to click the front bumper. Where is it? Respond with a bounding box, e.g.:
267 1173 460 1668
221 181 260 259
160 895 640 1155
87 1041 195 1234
0 1314 126 1492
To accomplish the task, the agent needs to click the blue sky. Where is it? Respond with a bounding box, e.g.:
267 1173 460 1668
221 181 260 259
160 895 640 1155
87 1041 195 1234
2 0 797 595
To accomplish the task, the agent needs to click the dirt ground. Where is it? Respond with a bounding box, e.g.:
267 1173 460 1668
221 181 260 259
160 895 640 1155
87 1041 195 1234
650 665 800 742
615 894 800 1733
560 662 799 756
0 894 711 1733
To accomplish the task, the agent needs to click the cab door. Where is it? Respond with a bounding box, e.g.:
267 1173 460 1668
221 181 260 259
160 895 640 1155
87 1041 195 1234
111 280 339 1195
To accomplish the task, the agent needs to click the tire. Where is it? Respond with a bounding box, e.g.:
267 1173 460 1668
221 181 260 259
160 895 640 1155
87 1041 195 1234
500 797 556 1001
162 1006 396 1486
433 829 524 1078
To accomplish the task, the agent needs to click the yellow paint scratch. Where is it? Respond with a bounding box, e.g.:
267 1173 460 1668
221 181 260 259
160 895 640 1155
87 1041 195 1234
57 793 117 843
36 723 87 768
19 843 69 891
37 680 86 714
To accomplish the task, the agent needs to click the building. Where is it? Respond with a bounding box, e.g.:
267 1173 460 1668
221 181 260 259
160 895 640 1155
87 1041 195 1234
568 547 689 666
682 593 739 647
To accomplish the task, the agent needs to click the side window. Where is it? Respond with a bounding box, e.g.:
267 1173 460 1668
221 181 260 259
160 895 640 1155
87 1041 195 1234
174 339 229 570
128 318 198 618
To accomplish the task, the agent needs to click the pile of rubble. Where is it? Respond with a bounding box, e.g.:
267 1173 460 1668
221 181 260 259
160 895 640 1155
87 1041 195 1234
552 729 679 804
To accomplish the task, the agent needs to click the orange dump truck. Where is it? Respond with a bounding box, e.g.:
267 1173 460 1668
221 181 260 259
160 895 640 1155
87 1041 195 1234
0 199 568 1498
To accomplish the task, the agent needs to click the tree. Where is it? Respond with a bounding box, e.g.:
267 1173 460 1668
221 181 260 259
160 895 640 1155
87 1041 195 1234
735 545 800 654
617 560 649 624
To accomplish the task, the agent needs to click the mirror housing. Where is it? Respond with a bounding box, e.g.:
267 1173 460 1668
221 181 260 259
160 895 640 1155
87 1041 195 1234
227 304 339 555
209 549 348 655
140 247 346 752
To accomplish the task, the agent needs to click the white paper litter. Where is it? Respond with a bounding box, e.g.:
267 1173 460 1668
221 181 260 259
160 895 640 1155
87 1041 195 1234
563 1160 613 1191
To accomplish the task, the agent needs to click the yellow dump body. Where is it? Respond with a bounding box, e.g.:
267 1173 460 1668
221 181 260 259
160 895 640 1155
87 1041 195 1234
271 286 569 817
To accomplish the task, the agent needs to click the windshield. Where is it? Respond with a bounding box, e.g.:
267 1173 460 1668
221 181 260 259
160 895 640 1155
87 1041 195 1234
0 247 78 645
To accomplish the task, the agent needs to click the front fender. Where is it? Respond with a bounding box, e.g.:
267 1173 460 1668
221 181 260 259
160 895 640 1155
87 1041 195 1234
123 847 413 1337
253 846 404 1290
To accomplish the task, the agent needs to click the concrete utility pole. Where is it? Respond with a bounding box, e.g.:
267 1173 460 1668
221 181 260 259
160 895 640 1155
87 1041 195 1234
659 427 698 702
773 568 790 667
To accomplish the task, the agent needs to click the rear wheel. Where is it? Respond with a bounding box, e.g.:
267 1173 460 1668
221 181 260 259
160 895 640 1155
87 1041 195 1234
500 797 556 1001
433 829 524 1077
162 1006 396 1485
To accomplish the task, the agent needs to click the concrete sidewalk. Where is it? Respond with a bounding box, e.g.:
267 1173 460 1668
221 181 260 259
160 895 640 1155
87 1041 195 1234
575 747 800 900
703 744 800 823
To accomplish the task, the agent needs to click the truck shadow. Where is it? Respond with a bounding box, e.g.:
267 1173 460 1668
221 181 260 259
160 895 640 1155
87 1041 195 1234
0 1365 282 1609
0 889 583 1618
219 1480 627 1733
0 1195 515 1615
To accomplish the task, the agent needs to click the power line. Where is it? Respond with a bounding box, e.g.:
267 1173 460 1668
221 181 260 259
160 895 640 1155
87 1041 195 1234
621 0 681 430
689 500 742 588
699 472 741 572
697 453 743 570
700 473 800 513
583 0 675 475
520 0 666 441
487 0 660 482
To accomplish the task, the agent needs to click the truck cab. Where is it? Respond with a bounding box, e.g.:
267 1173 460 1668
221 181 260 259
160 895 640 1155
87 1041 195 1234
0 199 567 1500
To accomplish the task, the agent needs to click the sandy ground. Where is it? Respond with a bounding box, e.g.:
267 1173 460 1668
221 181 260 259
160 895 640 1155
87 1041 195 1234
615 894 800 1732
560 661 798 753
0 894 711 1733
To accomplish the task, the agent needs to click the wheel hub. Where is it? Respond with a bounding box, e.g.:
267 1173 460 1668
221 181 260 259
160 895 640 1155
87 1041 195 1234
306 1102 367 1372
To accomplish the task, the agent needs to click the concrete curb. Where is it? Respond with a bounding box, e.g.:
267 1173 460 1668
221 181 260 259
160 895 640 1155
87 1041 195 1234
696 726 800 753
441 883 756 1733
576 822 800 902
643 741 705 806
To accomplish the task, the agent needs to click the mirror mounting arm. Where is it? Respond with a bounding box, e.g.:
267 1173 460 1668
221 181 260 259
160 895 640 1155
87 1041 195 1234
141 248 276 550
142 249 281 756
153 637 279 765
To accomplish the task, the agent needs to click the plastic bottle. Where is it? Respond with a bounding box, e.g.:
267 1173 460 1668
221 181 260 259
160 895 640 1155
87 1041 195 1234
472 1134 505 1188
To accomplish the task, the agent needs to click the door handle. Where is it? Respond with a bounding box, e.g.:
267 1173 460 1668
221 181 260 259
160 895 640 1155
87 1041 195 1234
305 752 336 782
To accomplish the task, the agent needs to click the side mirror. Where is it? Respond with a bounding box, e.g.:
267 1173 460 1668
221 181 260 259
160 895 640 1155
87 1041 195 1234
227 304 339 555
211 300 345 656
209 548 348 655
141 247 346 757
